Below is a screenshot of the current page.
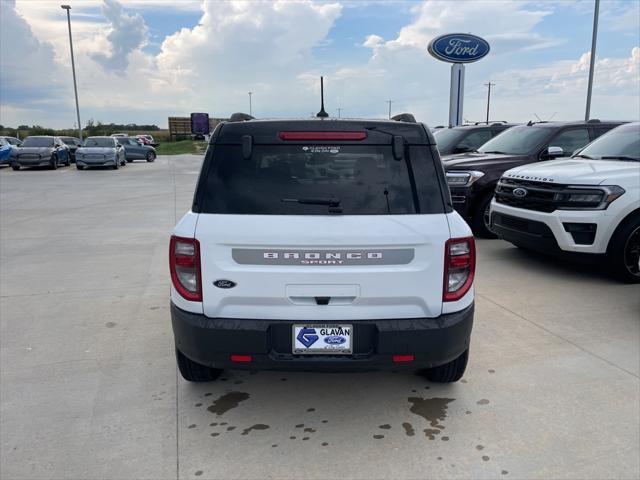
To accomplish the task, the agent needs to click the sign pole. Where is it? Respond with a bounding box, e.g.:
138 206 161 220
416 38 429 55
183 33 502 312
448 63 465 127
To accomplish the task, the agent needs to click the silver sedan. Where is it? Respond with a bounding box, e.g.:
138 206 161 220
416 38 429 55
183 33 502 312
75 136 126 170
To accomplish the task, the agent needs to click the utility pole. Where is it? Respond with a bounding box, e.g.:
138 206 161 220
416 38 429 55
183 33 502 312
337 108 342 118
585 0 600 121
248 92 253 116
386 100 393 119
61 5 82 141
484 82 495 124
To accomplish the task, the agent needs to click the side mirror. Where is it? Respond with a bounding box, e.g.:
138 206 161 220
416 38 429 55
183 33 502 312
452 145 472 154
546 146 564 158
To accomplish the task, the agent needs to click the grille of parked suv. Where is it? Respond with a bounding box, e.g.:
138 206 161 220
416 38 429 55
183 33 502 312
495 178 568 213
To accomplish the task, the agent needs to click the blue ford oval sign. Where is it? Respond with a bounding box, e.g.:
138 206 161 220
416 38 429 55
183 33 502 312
428 33 490 63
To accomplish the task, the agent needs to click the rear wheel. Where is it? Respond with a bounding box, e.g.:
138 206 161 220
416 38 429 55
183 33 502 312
76 164 84 170
176 348 223 382
49 155 58 170
146 151 156 162
608 214 640 283
126 158 133 163
472 193 497 238
112 159 119 170
11 164 20 171
421 349 468 383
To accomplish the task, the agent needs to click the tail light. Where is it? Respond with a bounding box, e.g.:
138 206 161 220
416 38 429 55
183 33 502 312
443 237 475 302
170 236 202 302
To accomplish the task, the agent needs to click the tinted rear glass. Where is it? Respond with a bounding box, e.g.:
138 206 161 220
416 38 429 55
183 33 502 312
22 137 53 147
199 144 443 215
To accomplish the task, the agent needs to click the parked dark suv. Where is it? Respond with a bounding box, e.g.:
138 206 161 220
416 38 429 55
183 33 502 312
434 122 516 156
443 120 625 237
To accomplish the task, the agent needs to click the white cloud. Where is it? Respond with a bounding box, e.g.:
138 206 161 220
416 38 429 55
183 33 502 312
1 0 639 128
91 0 149 73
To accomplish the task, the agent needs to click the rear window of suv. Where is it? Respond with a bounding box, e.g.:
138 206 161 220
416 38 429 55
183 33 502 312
198 144 444 215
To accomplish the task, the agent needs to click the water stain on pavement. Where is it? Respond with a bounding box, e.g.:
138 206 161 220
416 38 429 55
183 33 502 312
482 456 490 461
105 322 117 328
207 392 250 415
304 427 316 433
402 422 415 436
407 397 454 439
379 424 391 430
477 399 490 405
502 470 509 475
241 424 269 435
476 445 484 450
373 435 384 439
194 471 203 476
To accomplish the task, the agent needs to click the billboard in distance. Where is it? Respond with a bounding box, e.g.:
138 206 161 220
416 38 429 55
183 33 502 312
190 113 210 135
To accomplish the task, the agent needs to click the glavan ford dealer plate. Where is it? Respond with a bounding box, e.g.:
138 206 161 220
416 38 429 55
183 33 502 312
293 324 352 354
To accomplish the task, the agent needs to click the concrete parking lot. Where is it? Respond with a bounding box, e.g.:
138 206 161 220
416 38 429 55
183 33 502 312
1 155 638 480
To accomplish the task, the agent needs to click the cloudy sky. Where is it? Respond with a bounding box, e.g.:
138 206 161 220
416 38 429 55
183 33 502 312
0 0 638 129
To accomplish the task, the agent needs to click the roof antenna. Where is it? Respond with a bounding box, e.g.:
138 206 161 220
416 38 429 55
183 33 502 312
316 76 329 118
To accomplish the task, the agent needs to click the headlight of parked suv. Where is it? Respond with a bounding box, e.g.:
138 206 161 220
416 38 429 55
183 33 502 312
446 171 485 187
554 185 625 210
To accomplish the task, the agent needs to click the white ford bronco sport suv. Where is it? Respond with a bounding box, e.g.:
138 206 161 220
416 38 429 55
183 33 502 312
491 122 640 283
170 114 475 382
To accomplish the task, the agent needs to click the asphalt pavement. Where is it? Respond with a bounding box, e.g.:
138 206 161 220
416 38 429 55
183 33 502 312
1 156 638 480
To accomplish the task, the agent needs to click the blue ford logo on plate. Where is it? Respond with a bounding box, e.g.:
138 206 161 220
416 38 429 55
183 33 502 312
428 33 490 63
513 188 528 197
324 335 346 345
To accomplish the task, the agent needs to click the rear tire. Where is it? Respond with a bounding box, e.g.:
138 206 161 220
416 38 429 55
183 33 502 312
11 164 20 171
49 155 58 170
421 349 469 383
472 193 497 239
146 151 156 162
176 348 223 382
608 214 640 283
126 159 133 163
76 165 84 170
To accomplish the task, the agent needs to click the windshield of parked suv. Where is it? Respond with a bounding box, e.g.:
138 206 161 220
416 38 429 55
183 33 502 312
200 145 441 215
61 137 79 145
576 124 640 161
5 138 21 145
433 129 464 152
478 126 550 155
21 137 54 147
84 138 116 148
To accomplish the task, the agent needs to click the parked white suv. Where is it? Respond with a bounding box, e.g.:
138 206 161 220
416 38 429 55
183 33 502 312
170 115 475 382
490 122 640 282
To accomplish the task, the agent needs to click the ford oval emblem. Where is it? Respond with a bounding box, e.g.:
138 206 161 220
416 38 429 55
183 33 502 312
213 279 236 289
428 33 490 64
324 335 346 345
513 188 528 198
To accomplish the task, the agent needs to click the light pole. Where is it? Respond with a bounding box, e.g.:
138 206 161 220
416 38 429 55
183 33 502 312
248 92 252 116
585 0 600 121
484 82 495 124
386 100 393 119
61 5 82 141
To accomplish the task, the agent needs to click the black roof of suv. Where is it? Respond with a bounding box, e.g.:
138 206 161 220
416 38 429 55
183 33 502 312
433 122 517 155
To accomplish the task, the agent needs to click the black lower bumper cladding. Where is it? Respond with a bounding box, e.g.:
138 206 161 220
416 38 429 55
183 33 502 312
171 302 474 371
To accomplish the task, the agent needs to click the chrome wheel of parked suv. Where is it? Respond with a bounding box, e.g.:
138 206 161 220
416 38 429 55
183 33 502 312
146 151 156 162
472 193 497 238
609 215 640 283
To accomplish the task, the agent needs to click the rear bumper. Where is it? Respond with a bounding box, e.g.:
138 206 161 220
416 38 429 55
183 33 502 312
171 302 474 371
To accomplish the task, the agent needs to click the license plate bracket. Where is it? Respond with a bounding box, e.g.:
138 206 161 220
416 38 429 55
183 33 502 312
292 324 352 354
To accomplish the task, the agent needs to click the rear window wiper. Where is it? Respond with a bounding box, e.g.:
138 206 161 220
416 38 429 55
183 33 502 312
281 197 341 206
600 155 640 162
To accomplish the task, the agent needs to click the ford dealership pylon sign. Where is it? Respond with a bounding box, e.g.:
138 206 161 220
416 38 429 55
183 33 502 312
427 33 491 127
428 33 490 64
